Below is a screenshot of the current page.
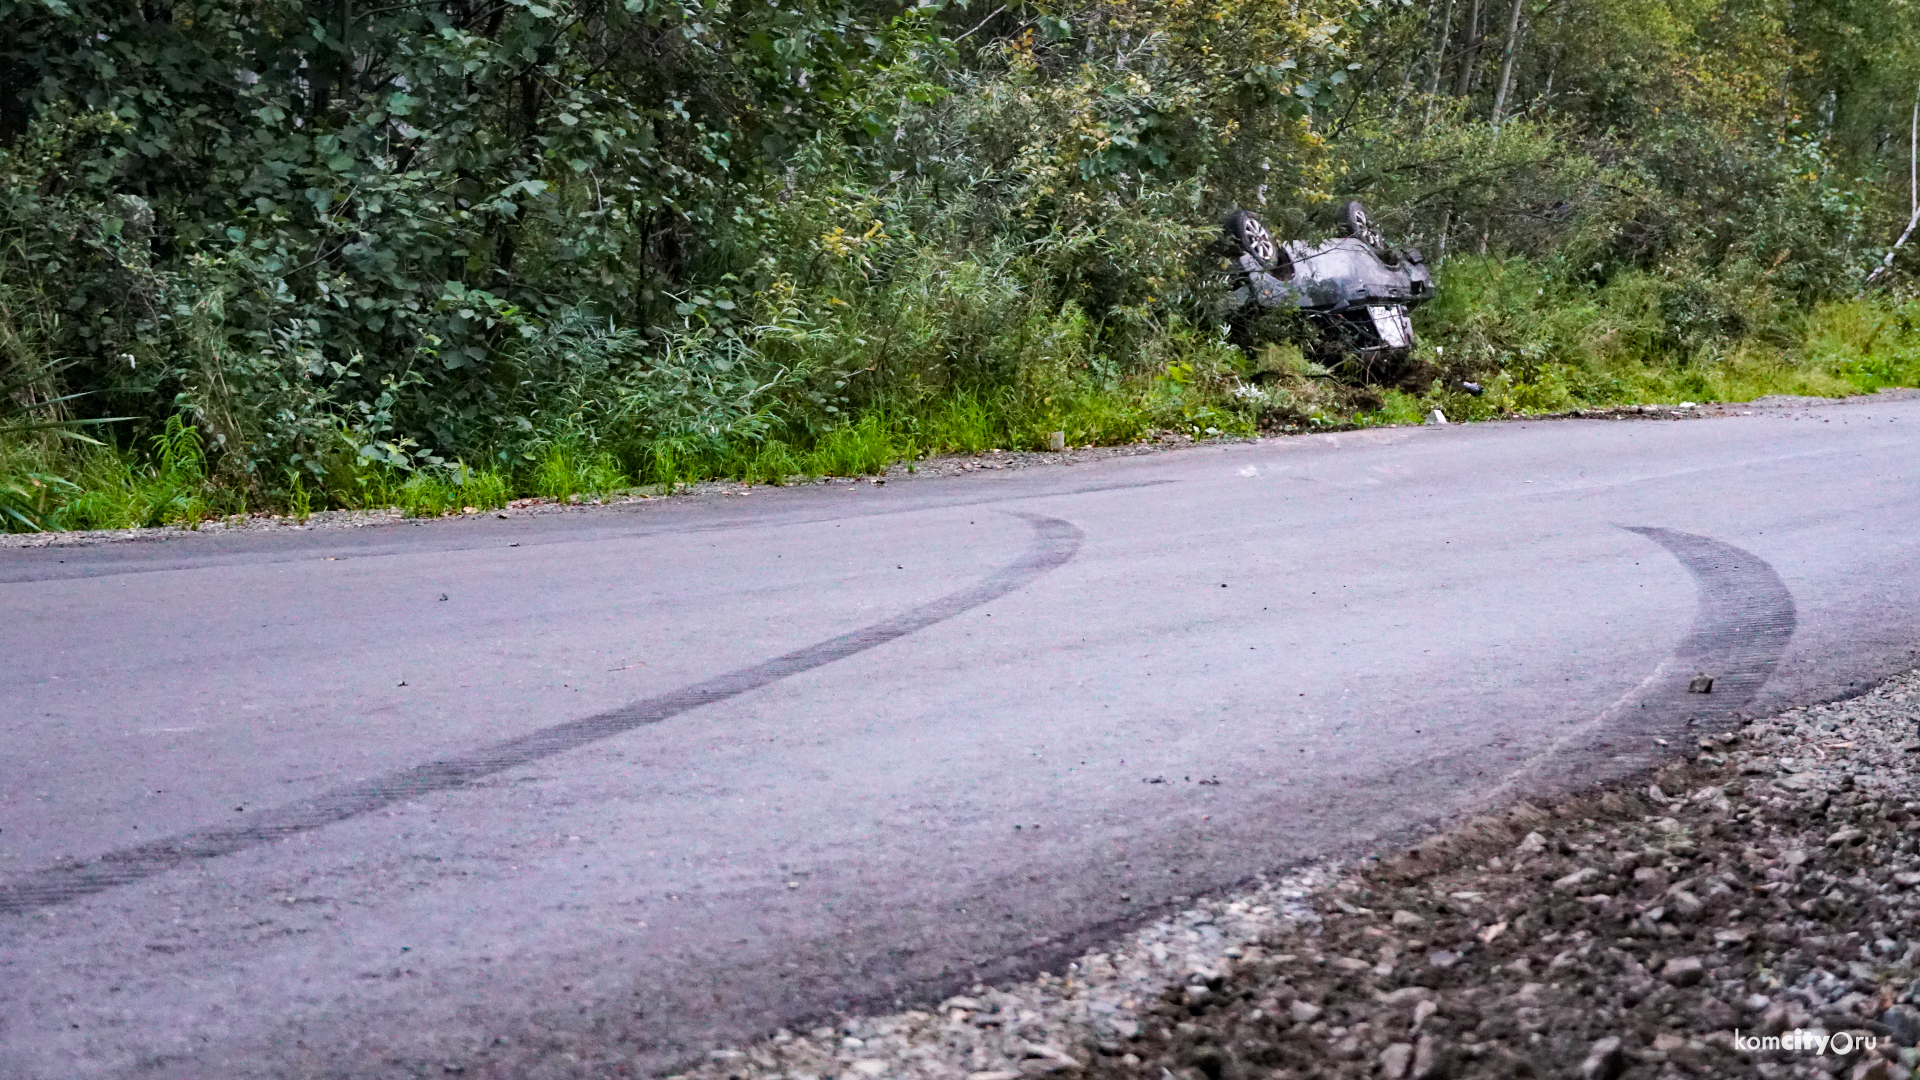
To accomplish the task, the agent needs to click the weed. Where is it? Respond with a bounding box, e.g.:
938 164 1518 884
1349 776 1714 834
533 442 626 501
805 415 909 477
285 470 313 523
386 463 513 517
917 391 1005 455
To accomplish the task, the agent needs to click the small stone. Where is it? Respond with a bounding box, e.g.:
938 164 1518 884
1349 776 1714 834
1885 1005 1920 1047
1411 1035 1441 1080
1827 827 1868 847
1662 956 1706 986
1553 867 1601 891
1333 956 1373 973
1581 1036 1626 1080
1413 1000 1438 1028
1017 1048 1080 1076
1381 987 1433 1006
968 1073 1021 1080
1689 675 1715 694
851 1061 889 1078
1289 1000 1322 1024
1379 1043 1414 1079
1392 909 1425 928
1427 950 1459 969
1853 1060 1892 1080
1515 831 1547 855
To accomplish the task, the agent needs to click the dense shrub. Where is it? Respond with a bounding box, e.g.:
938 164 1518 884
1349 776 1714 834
2 0 1920 528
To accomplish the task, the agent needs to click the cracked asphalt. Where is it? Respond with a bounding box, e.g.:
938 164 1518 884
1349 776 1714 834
5 395 1920 1079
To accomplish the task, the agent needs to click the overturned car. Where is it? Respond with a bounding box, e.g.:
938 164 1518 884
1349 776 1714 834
1221 201 1434 370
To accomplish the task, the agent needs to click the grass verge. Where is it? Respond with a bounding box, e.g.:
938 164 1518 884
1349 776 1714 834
9 270 1920 532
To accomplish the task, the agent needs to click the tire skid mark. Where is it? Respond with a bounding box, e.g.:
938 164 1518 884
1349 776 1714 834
1485 526 1796 801
1635 526 1799 715
0 512 1083 916
0 478 1157 586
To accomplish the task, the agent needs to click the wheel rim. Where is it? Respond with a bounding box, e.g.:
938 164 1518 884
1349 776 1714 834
1242 217 1276 266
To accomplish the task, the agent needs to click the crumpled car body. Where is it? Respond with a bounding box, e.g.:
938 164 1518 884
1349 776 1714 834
1224 202 1434 364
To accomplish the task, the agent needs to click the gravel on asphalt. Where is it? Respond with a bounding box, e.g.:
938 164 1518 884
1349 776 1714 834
670 669 1920 1080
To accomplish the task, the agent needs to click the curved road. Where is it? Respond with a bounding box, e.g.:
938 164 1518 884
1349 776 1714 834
5 396 1920 1079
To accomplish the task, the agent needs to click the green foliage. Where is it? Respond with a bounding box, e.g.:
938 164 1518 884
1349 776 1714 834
807 415 909 477
1340 255 1910 425
48 416 223 530
5 0 1920 527
533 443 626 502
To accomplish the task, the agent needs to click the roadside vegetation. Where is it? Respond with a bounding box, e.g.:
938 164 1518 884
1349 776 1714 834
4 0 1920 530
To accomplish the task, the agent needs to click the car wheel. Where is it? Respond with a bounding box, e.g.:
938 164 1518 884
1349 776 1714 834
1224 209 1279 270
1336 200 1388 255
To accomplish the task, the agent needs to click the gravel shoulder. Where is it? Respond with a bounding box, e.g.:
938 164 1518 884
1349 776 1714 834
669 669 1920 1080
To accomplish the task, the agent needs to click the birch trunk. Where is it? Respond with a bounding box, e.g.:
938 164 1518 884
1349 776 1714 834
1425 0 1456 97
1490 0 1526 123
1866 79 1920 289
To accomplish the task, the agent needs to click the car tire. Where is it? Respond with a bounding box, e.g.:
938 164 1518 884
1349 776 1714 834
1224 210 1280 270
1336 200 1389 256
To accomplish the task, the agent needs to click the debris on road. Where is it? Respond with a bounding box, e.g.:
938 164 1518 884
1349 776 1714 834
677 670 1920 1080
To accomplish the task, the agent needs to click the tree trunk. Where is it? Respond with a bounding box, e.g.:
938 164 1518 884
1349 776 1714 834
1425 0 1456 97
1865 79 1920 289
1452 0 1484 97
1490 0 1525 123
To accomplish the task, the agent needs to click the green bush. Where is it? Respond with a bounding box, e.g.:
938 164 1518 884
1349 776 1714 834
5 0 1920 528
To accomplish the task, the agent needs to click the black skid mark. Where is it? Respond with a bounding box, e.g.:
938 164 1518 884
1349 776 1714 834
0 513 1084 916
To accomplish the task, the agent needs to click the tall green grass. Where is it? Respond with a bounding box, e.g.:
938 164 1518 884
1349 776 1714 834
11 272 1920 533
1342 258 1920 427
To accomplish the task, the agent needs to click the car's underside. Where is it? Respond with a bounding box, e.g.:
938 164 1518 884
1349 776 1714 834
1222 202 1434 371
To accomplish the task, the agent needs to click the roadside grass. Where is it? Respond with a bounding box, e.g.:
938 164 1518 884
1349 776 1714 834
10 278 1920 533
532 441 626 502
40 417 233 530
1349 259 1920 426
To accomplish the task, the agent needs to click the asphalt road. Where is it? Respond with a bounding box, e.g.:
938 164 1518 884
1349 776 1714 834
5 396 1920 1080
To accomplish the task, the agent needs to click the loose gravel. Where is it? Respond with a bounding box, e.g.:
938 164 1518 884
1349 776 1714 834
673 669 1920 1080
